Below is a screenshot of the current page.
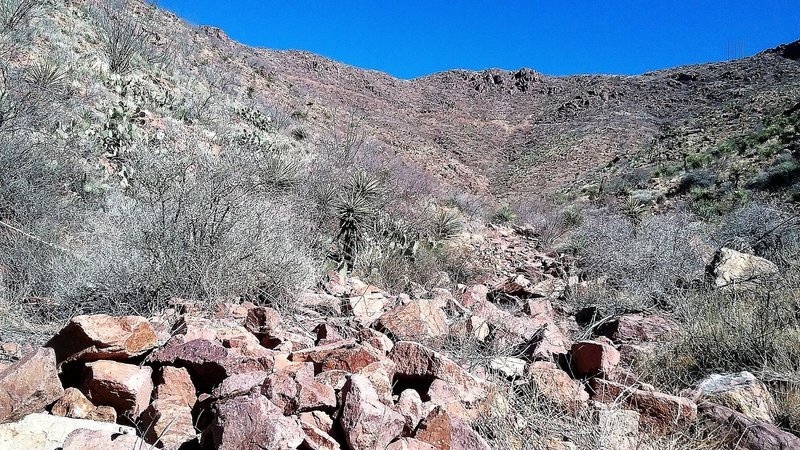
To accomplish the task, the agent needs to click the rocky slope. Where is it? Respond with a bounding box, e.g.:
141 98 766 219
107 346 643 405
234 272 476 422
0 230 792 449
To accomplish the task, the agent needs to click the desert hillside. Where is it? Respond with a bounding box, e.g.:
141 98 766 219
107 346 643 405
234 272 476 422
1 1 800 449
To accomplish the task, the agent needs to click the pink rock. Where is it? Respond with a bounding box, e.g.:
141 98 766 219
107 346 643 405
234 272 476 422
263 362 336 414
0 347 64 423
210 392 304 450
389 342 489 406
357 328 394 354
315 370 350 391
397 389 424 433
62 428 147 450
355 360 396 404
290 339 382 373
377 300 449 342
154 366 196 409
81 360 153 420
699 401 800 450
51 387 117 423
147 337 274 390
570 339 620 377
340 374 405 450
300 421 340 450
591 378 697 433
141 398 196 448
212 371 270 400
299 291 343 315
299 410 335 433
597 314 678 344
214 302 250 320
46 314 157 364
527 361 588 409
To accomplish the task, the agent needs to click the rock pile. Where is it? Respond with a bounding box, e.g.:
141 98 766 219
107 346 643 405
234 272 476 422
0 246 794 449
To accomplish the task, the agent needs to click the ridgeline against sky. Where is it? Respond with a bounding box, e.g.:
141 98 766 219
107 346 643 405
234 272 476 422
159 0 799 79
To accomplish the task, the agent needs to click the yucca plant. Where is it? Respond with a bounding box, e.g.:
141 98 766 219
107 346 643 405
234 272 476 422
430 210 464 244
24 60 67 89
331 171 381 270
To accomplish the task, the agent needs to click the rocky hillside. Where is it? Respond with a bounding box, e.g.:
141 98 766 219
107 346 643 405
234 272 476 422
2 236 795 450
2 1 800 450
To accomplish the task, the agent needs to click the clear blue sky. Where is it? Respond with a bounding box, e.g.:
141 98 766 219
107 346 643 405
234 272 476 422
157 0 799 79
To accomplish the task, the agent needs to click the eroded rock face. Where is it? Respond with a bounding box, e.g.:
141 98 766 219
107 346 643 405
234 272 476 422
210 392 304 450
697 371 776 423
0 347 64 423
81 360 153 421
340 374 405 450
708 247 779 289
46 314 158 364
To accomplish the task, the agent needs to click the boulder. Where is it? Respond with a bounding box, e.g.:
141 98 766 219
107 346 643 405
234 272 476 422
210 392 304 450
0 413 138 450
377 300 449 342
61 427 147 450
596 314 678 345
570 338 620 377
299 410 334 434
153 366 196 409
51 388 116 423
81 360 153 420
141 398 197 448
708 248 779 289
346 292 388 326
45 314 158 364
290 339 382 373
696 371 776 423
413 406 492 450
527 361 588 409
389 342 489 407
699 401 800 450
147 337 274 390
340 374 405 450
0 347 63 423
591 378 697 433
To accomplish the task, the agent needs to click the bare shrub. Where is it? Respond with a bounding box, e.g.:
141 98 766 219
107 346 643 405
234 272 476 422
475 382 718 450
713 202 800 268
568 210 708 313
91 0 164 74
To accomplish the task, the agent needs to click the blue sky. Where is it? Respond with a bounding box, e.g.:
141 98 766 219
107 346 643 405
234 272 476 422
157 0 800 79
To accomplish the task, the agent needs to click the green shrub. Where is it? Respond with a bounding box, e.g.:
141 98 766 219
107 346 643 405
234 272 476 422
490 205 516 224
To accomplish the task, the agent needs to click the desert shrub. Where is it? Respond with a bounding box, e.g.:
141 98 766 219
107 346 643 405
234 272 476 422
713 202 800 267
91 0 162 74
515 200 583 250
0 0 38 34
490 205 516 224
685 152 711 169
109 147 316 307
639 274 800 391
475 381 718 450
748 152 800 191
569 211 708 313
677 169 716 194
